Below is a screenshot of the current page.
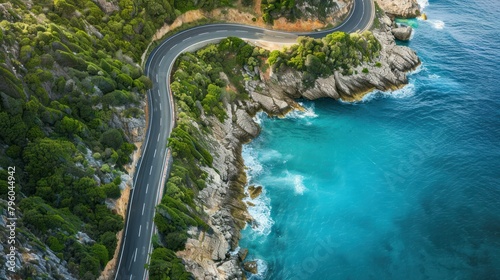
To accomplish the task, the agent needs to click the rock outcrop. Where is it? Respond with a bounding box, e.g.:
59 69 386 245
176 99 260 280
375 0 421 18
175 4 421 280
392 25 413 41
0 199 77 280
245 17 420 110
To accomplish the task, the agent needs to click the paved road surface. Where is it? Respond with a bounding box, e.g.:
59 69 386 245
115 0 374 279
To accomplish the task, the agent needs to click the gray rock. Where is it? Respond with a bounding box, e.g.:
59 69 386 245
392 26 413 41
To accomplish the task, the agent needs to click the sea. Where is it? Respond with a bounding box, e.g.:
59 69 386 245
238 0 500 279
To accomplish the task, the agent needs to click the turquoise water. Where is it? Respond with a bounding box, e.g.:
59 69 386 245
239 0 500 279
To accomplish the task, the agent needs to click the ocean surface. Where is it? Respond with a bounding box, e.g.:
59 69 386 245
238 0 500 279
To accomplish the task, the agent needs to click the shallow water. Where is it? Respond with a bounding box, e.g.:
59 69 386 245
239 0 500 279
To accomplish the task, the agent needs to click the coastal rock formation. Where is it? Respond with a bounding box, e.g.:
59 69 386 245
175 4 421 280
243 260 258 274
375 0 421 18
248 185 263 199
392 26 413 41
245 18 420 109
176 100 260 280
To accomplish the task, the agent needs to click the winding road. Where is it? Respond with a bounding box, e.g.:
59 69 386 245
115 0 374 279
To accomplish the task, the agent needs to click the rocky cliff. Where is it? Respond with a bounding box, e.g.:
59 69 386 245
175 98 262 279
245 16 420 114
175 5 421 280
375 0 421 18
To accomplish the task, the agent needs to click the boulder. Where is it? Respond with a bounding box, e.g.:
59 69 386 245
392 26 413 41
243 261 258 274
247 186 263 199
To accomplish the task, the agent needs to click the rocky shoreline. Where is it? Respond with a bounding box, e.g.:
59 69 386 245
172 2 422 279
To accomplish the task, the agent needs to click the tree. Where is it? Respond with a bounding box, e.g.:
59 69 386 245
91 243 109 267
100 129 123 150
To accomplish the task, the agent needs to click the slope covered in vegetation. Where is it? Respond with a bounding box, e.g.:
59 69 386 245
0 0 237 278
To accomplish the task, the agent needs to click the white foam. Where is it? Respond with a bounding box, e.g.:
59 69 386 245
293 174 306 195
388 82 416 99
253 112 264 125
417 0 429 10
242 145 274 236
285 102 318 119
429 19 445 30
243 187 274 236
359 81 416 102
242 146 264 180
247 259 269 280
428 74 440 79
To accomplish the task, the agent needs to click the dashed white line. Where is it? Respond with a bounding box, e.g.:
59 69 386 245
146 222 149 230
146 184 149 194
138 225 142 237
216 30 228 33
199 32 209 35
160 117 162 126
154 149 157 158
142 203 145 215
160 56 165 64
159 103 162 110
172 43 178 49
149 166 153 175
156 74 158 82
134 248 138 262
157 134 160 142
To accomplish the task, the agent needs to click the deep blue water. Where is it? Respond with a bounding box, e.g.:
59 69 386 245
238 0 500 279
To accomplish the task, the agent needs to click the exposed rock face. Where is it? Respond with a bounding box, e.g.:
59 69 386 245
0 199 77 280
175 5 421 280
245 19 420 108
392 26 413 41
176 100 260 280
375 0 420 18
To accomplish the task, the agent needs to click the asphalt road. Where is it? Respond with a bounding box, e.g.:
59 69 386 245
115 0 374 279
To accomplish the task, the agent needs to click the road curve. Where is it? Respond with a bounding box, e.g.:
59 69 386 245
115 0 374 279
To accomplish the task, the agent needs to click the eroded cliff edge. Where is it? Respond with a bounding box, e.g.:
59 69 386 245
168 3 421 280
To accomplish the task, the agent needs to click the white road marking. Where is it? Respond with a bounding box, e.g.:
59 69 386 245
159 103 162 110
216 30 228 33
156 74 158 82
157 134 160 142
142 203 145 215
160 117 162 126
146 222 149 230
160 56 165 64
138 225 142 237
154 149 157 158
199 32 209 35
172 43 177 49
149 166 153 175
146 184 149 194
129 275 132 280
134 248 138 262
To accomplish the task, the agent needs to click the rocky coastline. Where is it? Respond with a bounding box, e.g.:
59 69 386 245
175 2 422 279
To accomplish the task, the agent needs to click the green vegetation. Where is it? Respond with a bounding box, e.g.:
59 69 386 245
0 0 240 279
262 0 339 23
268 31 381 85
149 38 266 279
